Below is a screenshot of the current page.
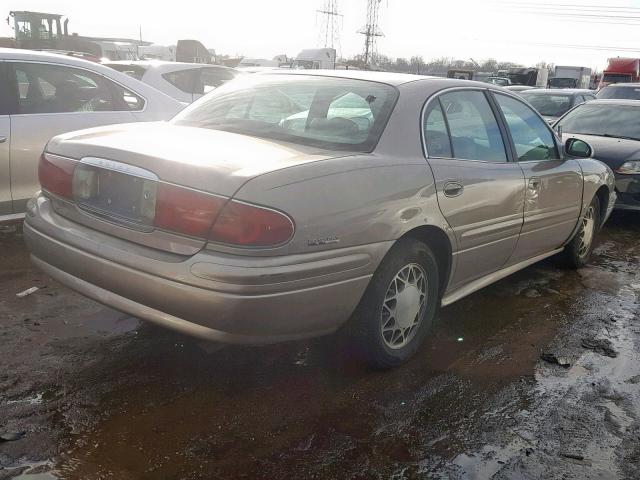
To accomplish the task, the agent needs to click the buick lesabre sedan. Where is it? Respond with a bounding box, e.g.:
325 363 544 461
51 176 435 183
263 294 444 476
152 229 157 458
25 71 616 367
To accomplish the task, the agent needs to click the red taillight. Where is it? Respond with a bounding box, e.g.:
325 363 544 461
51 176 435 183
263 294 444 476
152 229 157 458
154 183 226 238
38 153 76 199
209 200 294 247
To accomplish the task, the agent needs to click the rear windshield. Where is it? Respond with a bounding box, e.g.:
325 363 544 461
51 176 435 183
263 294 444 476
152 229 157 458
105 64 147 81
172 75 398 152
520 93 573 117
556 103 640 141
596 85 640 100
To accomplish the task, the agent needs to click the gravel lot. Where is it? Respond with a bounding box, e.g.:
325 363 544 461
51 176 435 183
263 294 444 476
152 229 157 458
1 212 639 479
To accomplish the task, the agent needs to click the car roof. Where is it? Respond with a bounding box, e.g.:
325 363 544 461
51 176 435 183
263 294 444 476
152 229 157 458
0 47 104 66
586 99 640 106
255 69 508 89
521 88 593 95
104 60 235 73
601 83 640 88
0 47 152 81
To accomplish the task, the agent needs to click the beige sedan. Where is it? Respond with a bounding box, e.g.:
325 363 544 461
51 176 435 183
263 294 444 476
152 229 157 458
25 71 616 367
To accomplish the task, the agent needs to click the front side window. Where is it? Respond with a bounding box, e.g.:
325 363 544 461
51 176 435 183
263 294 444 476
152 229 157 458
494 93 559 161
439 90 507 162
423 100 452 158
556 104 640 141
173 75 397 152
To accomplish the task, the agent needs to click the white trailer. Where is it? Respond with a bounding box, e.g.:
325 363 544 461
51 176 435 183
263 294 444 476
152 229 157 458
550 66 592 89
293 48 336 70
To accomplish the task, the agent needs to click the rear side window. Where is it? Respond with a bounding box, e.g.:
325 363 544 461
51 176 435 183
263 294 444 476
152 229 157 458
10 62 143 114
439 90 507 162
494 93 559 161
162 69 200 94
423 100 452 158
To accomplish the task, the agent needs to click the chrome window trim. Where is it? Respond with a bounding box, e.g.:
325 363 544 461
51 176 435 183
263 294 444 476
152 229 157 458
420 86 516 164
491 90 563 161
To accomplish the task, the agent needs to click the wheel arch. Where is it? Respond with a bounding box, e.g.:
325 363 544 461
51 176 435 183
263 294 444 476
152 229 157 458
594 185 610 229
398 225 453 297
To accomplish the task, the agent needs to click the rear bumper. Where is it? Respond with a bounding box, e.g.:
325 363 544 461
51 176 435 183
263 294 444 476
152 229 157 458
25 194 389 344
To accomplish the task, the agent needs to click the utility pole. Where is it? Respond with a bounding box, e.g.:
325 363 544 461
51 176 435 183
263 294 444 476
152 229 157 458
357 0 384 69
317 0 342 51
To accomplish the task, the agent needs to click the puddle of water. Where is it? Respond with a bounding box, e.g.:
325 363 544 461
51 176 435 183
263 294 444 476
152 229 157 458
5 393 44 406
449 440 531 479
6 461 58 480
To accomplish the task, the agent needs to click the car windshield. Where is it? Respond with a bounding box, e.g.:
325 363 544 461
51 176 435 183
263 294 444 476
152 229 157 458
596 85 640 100
556 103 640 140
172 75 398 152
549 78 576 88
602 73 632 84
520 93 573 117
489 78 509 86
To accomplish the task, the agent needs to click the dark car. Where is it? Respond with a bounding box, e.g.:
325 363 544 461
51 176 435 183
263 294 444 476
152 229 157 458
596 83 640 100
521 89 596 124
555 99 640 211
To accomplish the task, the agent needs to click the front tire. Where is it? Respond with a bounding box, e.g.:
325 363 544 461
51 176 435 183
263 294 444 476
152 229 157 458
348 238 440 368
562 196 600 268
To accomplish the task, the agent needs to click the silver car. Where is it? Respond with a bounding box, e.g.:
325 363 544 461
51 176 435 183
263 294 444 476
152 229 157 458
25 71 616 367
0 48 183 223
104 61 238 103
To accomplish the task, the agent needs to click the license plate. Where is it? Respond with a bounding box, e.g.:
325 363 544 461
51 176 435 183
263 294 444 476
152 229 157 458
73 160 157 228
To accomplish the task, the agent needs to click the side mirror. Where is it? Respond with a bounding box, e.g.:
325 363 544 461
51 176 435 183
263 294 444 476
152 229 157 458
565 138 592 158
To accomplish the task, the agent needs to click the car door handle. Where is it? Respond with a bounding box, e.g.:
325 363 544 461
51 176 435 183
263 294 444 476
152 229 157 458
443 181 464 197
529 177 541 190
0 137 6 144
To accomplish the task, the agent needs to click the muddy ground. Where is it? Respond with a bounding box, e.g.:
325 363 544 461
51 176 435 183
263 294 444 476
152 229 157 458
1 213 639 480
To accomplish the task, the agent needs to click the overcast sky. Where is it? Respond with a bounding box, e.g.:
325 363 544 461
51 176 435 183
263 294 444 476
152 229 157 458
3 0 640 70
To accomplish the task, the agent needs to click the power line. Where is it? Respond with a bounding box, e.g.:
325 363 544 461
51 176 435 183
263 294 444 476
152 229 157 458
489 5 640 26
477 37 640 54
493 1 640 13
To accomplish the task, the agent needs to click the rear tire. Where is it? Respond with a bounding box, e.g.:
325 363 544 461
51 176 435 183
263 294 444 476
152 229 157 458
561 196 600 269
348 238 440 369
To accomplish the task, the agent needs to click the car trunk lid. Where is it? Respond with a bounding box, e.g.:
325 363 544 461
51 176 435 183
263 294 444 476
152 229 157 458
45 122 342 254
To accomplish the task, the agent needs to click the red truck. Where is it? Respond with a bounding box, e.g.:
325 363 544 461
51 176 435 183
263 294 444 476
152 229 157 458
599 57 640 89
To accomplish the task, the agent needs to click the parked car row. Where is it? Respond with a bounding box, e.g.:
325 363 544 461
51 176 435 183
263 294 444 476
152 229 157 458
1 46 636 368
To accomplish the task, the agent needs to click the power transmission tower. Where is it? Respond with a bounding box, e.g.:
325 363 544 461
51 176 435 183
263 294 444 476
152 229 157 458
358 0 384 69
317 0 342 51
